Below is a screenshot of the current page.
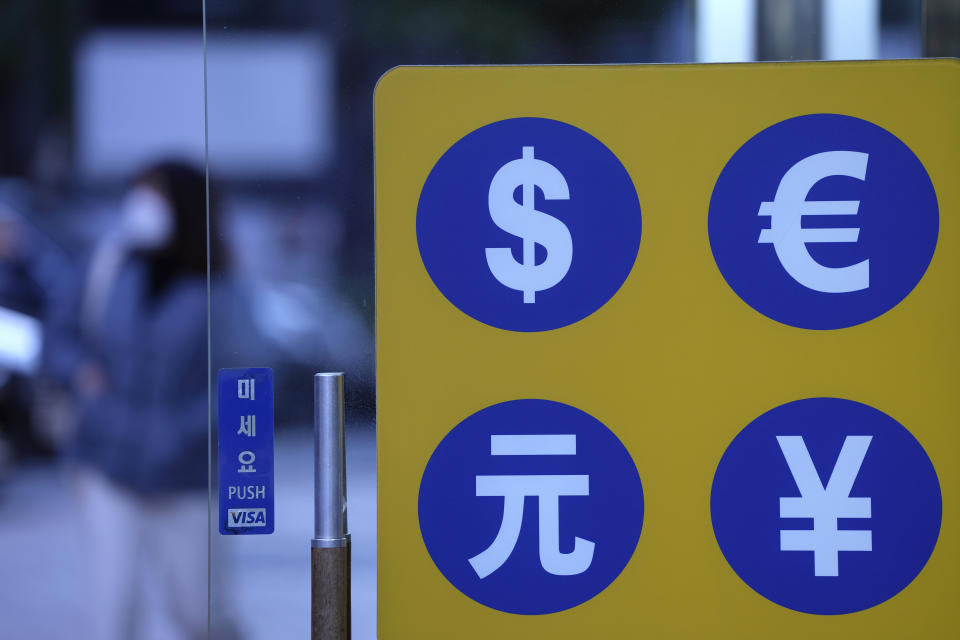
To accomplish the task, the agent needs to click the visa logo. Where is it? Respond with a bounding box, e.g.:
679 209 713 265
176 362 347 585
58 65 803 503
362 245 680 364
228 508 267 527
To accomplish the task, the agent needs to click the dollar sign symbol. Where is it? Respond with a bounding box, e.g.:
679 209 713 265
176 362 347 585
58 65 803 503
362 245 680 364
486 146 573 303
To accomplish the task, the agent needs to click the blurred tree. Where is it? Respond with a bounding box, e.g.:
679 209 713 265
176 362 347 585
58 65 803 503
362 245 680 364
337 0 677 296
924 0 960 56
90 0 200 26
353 0 671 60
0 0 75 178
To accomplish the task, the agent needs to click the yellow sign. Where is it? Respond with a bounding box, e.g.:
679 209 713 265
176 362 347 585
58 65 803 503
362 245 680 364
375 60 960 638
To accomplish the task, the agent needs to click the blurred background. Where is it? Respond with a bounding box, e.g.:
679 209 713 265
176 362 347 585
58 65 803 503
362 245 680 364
0 0 956 638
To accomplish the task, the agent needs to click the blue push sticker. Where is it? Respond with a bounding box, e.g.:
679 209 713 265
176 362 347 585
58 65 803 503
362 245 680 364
711 397 942 614
418 399 644 614
218 368 275 535
709 114 939 330
417 117 643 332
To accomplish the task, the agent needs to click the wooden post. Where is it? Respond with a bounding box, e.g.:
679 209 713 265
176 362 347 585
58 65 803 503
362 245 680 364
312 543 351 640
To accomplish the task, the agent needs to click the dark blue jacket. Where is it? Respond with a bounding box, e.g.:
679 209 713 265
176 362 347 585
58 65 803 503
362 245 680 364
50 257 208 492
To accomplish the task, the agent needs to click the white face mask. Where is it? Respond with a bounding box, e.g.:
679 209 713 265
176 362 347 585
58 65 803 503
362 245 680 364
118 186 174 249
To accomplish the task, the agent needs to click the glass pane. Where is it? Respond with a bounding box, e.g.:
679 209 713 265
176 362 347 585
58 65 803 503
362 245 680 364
0 3 213 639
203 5 376 639
0 0 937 638
0 0 936 638
200 1 927 639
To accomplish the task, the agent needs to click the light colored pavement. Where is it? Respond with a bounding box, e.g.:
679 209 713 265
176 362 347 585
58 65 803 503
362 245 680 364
0 426 378 640
0 463 85 638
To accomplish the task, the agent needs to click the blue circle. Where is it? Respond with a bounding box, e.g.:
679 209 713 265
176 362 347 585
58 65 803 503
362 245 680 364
709 114 939 330
417 118 642 332
711 398 942 615
418 399 644 614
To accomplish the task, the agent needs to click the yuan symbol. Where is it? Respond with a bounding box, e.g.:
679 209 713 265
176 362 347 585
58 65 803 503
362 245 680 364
469 434 595 579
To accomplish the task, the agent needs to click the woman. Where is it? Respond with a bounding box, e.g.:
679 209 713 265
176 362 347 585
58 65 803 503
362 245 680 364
49 161 226 639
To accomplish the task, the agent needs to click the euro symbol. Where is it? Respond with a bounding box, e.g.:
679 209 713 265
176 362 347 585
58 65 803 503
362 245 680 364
758 151 869 293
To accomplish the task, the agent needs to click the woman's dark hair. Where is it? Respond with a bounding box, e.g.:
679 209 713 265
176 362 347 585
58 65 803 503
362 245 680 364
131 160 225 297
